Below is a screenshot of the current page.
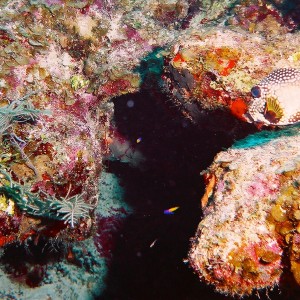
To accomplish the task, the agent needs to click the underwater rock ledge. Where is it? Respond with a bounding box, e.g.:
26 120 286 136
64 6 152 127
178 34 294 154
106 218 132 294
164 26 300 123
189 125 300 296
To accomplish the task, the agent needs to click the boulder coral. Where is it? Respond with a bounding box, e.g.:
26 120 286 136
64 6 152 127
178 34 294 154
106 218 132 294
189 126 300 296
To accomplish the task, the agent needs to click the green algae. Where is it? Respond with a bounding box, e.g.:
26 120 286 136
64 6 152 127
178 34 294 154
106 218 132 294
233 124 300 149
0 171 94 227
134 47 165 87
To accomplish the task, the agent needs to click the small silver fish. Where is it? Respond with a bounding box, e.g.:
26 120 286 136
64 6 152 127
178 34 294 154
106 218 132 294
247 68 300 126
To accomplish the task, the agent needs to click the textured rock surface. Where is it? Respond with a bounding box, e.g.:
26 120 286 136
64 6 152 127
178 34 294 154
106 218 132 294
0 0 256 246
164 1 300 122
0 170 130 298
189 126 300 296
1 0 300 298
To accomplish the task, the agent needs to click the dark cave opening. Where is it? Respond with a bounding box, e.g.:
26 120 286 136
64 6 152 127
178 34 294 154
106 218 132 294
1 237 65 288
98 87 260 300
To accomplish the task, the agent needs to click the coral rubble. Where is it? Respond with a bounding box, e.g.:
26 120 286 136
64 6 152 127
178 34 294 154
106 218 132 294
189 126 300 296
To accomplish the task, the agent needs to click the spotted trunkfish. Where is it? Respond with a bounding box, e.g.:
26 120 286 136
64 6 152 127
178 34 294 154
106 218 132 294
247 68 300 126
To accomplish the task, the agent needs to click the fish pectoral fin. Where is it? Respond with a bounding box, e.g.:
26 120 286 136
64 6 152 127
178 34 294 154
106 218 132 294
264 97 283 123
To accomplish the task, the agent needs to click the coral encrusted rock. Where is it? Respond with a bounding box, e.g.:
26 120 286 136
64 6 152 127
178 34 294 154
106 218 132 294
164 25 300 122
189 125 300 296
0 0 118 245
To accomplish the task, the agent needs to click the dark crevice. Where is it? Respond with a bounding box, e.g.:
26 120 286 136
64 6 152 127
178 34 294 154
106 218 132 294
98 84 258 299
1 238 65 288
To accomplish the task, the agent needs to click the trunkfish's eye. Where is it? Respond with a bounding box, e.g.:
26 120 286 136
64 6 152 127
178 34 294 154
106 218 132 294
251 86 261 98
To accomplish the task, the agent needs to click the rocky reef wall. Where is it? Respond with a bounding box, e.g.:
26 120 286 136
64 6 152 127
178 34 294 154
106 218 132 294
189 126 300 296
1 0 300 298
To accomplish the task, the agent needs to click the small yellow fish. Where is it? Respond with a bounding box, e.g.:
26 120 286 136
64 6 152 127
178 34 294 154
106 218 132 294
164 206 179 215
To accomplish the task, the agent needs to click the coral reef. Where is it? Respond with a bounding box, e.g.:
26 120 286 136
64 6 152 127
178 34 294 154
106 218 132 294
0 169 130 298
2 0 300 298
0 0 122 246
93 171 131 261
163 2 300 122
176 3 300 297
0 0 199 295
189 125 300 296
